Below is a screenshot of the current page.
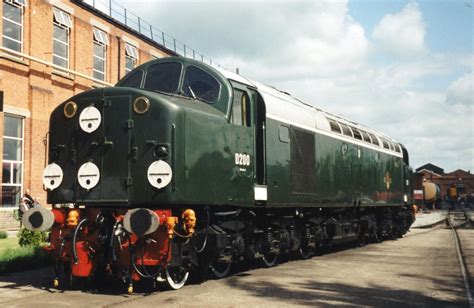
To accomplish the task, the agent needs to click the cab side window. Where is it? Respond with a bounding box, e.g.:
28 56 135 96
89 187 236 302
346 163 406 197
231 89 251 127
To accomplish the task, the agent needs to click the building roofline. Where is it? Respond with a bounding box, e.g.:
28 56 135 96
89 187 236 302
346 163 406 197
416 163 444 172
417 169 443 177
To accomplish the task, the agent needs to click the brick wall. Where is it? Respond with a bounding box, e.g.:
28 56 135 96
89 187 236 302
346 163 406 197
0 0 174 230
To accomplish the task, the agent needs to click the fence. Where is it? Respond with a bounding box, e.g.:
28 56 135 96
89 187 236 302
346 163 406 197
77 0 223 68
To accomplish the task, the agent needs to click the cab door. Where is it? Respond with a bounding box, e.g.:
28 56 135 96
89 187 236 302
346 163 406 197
229 83 255 204
100 95 132 202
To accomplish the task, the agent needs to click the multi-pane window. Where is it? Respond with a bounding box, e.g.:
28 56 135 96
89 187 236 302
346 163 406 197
125 43 138 74
2 0 26 53
368 133 379 146
339 123 353 137
328 119 341 134
2 115 23 207
92 28 108 81
53 7 72 69
350 126 363 140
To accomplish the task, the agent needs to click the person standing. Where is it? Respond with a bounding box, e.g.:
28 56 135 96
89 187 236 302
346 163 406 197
18 189 35 227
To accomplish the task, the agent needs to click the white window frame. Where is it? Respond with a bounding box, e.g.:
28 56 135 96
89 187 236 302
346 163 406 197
125 43 138 74
92 28 107 81
2 0 26 53
53 7 72 28
2 114 24 208
93 27 108 45
52 7 71 69
5 0 27 5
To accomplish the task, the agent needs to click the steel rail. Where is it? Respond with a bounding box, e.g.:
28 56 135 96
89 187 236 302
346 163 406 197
447 210 473 308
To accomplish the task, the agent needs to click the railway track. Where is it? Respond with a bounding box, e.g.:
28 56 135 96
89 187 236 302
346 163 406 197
448 210 472 228
446 209 473 308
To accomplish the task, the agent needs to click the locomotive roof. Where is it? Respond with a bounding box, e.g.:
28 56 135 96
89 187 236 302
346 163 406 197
119 57 403 157
215 66 403 157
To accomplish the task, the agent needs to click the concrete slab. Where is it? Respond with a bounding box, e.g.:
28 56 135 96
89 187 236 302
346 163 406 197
411 210 447 228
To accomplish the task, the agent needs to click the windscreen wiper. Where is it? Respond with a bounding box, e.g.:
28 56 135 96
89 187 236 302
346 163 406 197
186 82 197 100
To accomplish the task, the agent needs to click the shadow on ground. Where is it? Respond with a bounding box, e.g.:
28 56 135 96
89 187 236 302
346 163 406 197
224 273 468 307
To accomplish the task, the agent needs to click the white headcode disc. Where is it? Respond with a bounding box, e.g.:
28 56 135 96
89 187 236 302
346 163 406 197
79 106 102 133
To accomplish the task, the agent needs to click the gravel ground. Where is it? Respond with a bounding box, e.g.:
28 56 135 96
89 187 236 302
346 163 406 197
0 226 470 307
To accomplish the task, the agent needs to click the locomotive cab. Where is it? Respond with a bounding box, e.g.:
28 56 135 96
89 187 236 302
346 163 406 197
116 57 268 206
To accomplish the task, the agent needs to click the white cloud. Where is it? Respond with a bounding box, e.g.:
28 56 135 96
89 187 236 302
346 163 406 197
372 2 426 59
269 59 473 172
118 0 369 79
446 72 474 105
114 0 473 171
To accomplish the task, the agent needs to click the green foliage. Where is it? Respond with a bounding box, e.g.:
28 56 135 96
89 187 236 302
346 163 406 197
0 230 7 239
0 237 18 254
0 246 51 276
13 209 21 221
0 232 51 275
17 228 47 247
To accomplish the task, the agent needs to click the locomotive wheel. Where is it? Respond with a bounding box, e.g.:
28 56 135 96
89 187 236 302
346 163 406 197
210 259 232 279
298 245 313 259
357 233 368 247
387 225 397 240
372 225 382 243
164 267 189 290
391 227 402 240
261 253 278 267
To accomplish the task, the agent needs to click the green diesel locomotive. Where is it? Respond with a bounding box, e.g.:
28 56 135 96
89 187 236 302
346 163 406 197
23 57 415 292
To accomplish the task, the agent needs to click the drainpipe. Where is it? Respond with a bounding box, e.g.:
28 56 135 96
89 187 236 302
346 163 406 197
117 36 121 82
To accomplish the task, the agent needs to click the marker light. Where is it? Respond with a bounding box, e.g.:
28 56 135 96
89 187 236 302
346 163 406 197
133 96 150 114
64 101 77 118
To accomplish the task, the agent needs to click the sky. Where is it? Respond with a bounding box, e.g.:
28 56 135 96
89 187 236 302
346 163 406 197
115 0 473 173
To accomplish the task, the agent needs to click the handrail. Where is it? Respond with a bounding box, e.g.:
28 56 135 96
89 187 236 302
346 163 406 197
0 46 113 87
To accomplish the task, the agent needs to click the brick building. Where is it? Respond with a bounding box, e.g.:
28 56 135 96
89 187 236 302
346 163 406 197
0 0 208 229
416 163 474 199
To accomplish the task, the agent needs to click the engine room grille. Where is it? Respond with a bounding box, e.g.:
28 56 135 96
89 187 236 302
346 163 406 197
291 127 316 194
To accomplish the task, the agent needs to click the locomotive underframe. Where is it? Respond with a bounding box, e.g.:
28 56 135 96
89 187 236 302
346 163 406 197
43 203 414 291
